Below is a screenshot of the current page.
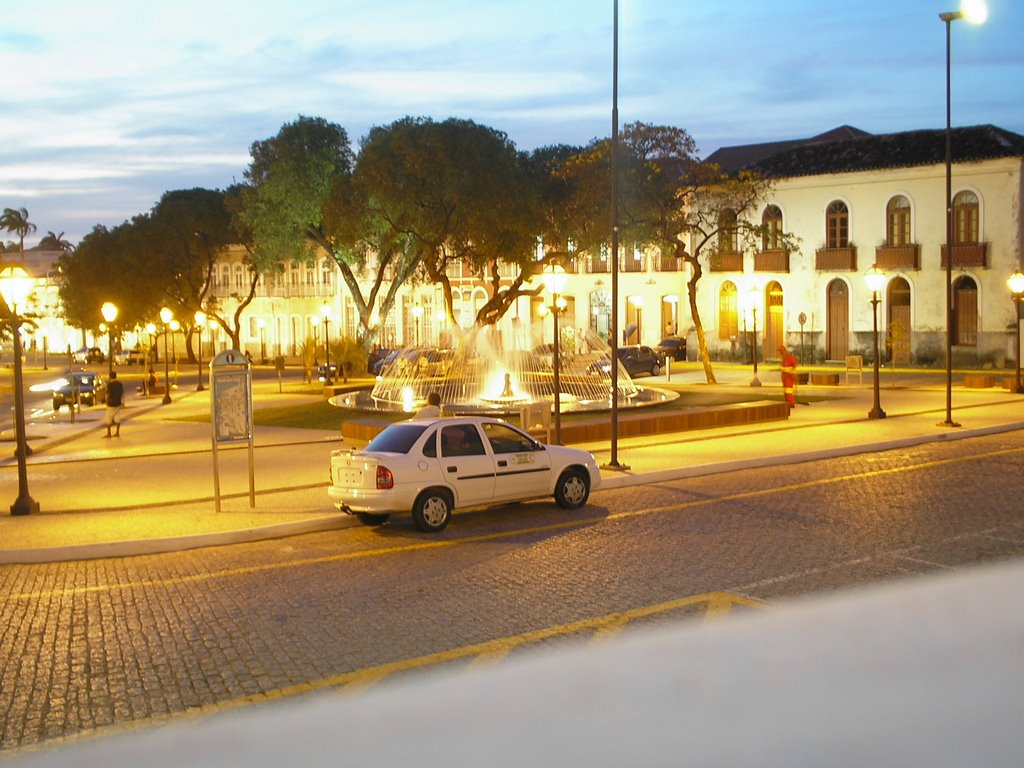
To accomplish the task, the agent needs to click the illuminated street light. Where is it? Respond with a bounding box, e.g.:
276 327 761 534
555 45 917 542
411 304 424 347
159 306 173 404
746 286 762 387
864 264 887 419
0 266 40 515
320 303 333 386
939 0 986 427
194 310 207 392
101 301 118 378
541 264 568 445
1008 270 1024 395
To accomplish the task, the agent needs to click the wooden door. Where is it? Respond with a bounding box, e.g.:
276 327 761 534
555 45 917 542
765 281 784 358
826 279 849 360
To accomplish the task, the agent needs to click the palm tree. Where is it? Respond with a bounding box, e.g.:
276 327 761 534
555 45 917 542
38 230 74 253
0 207 36 261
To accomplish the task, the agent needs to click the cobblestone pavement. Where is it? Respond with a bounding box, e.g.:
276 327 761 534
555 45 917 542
2 430 1023 756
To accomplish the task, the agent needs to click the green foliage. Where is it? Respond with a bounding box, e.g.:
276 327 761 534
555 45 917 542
330 335 366 383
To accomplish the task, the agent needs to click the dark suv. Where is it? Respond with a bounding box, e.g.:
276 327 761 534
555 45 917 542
588 345 664 378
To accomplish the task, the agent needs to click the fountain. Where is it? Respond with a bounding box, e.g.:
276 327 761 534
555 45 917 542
333 324 678 415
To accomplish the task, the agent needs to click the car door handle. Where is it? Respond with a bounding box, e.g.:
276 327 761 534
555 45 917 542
497 460 508 467
447 465 458 473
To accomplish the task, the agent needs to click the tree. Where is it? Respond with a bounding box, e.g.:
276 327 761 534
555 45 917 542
355 117 548 330
38 231 74 253
1 207 36 260
561 122 793 382
240 115 414 351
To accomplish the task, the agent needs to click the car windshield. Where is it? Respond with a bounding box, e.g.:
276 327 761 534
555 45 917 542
365 423 428 454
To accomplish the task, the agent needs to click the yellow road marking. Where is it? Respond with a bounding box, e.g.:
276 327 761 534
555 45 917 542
5 444 1021 603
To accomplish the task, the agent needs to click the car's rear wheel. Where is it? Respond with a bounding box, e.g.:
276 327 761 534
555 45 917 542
356 512 390 526
650 362 661 376
412 489 452 532
554 469 590 509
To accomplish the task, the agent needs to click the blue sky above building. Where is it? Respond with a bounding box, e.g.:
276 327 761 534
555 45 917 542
2 0 1021 245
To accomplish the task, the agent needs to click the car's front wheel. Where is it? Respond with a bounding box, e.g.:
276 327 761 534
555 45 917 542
650 362 661 376
412 489 452 532
356 512 390 526
52 399 61 412
554 469 591 509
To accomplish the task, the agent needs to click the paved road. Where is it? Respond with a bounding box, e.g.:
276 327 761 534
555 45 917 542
3 428 1022 755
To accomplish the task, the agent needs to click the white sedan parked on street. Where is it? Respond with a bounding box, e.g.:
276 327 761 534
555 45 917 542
328 416 601 532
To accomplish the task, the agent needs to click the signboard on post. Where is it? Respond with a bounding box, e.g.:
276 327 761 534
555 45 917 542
210 349 255 512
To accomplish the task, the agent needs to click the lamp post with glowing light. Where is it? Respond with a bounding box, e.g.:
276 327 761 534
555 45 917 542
320 303 333 386
1009 270 1024 395
0 266 40 515
542 265 568 445
101 301 118 377
194 310 207 391
159 307 173 404
412 304 424 347
865 264 887 419
939 0 987 427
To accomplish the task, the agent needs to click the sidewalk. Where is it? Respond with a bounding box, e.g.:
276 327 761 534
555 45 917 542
1 367 1021 563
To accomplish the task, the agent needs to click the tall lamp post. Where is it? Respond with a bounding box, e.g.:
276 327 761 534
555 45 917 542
542 264 568 445
257 318 267 364
1009 270 1024 395
194 310 207 392
0 266 40 515
101 301 118 378
159 307 173 404
939 0 987 427
320 302 333 386
865 264 888 419
747 287 762 387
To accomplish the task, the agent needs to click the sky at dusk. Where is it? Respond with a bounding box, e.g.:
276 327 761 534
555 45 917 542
2 0 1021 247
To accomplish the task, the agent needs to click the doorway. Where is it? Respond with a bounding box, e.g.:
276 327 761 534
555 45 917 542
826 279 849 360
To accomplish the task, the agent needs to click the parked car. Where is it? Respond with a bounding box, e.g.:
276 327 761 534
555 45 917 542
113 348 145 365
71 347 105 364
588 345 664 378
328 416 601 532
656 336 687 362
367 348 392 375
317 362 339 382
52 371 106 411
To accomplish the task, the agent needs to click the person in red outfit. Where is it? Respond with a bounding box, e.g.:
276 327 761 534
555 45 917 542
778 345 798 410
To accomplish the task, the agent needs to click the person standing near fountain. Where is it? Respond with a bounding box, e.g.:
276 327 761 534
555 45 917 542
415 391 442 418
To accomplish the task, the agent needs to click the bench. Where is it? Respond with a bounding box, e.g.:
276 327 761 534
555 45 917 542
810 373 840 386
963 374 996 389
845 355 864 386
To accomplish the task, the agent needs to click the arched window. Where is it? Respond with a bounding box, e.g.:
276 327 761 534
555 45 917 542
953 191 979 244
953 275 978 346
719 281 738 341
233 265 244 289
886 196 911 247
762 205 783 250
826 201 849 248
220 265 230 288
718 209 738 253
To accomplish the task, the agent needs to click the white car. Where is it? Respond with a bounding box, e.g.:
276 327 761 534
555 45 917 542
328 416 601 532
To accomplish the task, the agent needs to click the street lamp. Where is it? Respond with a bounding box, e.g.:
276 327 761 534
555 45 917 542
257 318 267 364
159 306 173 404
865 264 888 419
541 264 568 444
0 266 40 515
101 301 118 377
194 310 207 392
320 302 333 386
939 0 987 427
1008 270 1024 394
746 287 762 387
412 304 424 347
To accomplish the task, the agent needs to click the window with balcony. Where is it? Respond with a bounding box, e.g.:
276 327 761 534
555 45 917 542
826 200 848 248
942 190 986 268
762 205 783 251
876 195 919 269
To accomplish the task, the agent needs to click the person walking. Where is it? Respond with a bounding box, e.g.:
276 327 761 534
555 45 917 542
104 371 125 437
778 344 798 410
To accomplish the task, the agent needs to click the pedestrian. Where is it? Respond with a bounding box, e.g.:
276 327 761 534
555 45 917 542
415 391 442 418
104 371 125 438
778 344 798 410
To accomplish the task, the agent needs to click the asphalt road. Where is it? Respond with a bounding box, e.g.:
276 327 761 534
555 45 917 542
2 428 1022 755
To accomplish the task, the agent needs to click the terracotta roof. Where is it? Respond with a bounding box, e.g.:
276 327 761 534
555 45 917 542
710 125 1024 179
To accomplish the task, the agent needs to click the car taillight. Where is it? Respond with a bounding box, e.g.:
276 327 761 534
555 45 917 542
376 466 394 489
